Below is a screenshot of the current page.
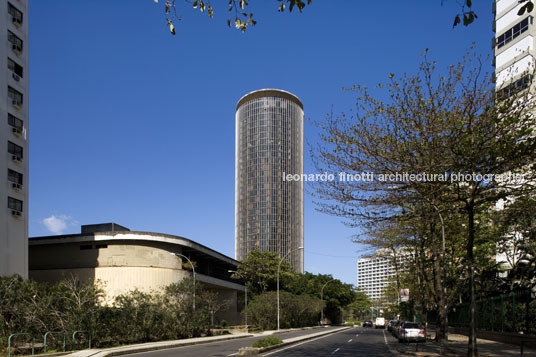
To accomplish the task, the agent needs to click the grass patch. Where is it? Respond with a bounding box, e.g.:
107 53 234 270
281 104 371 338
251 336 283 348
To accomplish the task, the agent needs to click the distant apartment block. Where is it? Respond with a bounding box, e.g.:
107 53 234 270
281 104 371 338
1 0 28 277
357 248 411 301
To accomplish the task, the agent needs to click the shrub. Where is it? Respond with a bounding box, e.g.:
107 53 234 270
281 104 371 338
251 336 283 348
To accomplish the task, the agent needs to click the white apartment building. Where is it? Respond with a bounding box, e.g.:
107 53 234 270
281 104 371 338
494 0 535 90
356 248 411 302
493 1 535 272
0 0 28 277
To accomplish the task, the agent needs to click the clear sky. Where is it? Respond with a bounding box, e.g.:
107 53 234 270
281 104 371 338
28 0 494 285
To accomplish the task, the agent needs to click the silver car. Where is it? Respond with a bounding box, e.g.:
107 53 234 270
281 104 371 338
398 322 425 343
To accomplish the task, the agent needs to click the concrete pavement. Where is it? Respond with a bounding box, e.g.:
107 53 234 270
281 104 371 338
395 332 536 356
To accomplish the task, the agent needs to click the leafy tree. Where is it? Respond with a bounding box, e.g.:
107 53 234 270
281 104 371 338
232 249 294 296
155 0 311 35
311 47 536 356
285 273 355 324
344 289 371 320
246 291 321 329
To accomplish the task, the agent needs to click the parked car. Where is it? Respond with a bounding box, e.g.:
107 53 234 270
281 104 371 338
398 321 425 343
363 320 373 327
375 317 385 329
387 320 397 332
392 320 403 338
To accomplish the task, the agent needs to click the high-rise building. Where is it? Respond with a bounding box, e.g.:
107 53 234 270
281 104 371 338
357 249 411 302
1 0 29 278
493 1 534 273
493 0 534 91
235 89 304 273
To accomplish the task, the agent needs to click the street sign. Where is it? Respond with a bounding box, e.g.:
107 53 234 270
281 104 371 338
400 288 409 302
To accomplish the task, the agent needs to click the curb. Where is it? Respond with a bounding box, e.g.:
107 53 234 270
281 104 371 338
237 326 351 356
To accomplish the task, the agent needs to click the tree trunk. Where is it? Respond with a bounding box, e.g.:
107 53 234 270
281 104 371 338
430 220 445 341
467 204 477 357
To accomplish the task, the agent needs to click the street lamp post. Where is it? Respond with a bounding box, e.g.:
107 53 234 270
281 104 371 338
229 270 248 327
320 279 334 325
277 246 303 330
170 252 196 311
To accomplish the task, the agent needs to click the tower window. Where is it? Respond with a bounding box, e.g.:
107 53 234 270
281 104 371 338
8 141 23 159
8 114 23 132
497 17 530 49
8 169 23 185
8 197 22 212
8 3 23 26
8 58 23 77
8 86 23 107
8 31 23 54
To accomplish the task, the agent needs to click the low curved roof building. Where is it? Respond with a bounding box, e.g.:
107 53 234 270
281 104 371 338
29 223 244 324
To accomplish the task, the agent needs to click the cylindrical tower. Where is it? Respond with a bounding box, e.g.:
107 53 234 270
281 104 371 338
235 89 304 273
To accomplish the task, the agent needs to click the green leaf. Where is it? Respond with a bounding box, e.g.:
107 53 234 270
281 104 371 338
169 23 176 35
193 0 198 8
528 1 534 12
466 0 472 7
227 19 231 27
453 14 461 27
518 4 527 15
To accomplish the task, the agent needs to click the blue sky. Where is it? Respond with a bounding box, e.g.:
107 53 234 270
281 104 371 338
29 0 494 285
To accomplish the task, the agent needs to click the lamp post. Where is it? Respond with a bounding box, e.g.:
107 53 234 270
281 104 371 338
229 270 248 327
320 279 334 325
170 252 196 311
277 246 303 330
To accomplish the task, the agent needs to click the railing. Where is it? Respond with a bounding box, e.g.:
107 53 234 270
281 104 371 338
72 330 91 350
43 331 66 354
8 333 34 357
449 289 534 334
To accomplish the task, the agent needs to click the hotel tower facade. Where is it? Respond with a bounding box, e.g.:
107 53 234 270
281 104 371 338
235 89 304 273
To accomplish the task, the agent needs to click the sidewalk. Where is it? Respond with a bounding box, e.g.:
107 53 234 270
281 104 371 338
396 333 536 356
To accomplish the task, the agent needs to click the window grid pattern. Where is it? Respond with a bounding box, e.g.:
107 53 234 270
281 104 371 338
236 95 303 272
356 249 412 302
497 17 530 49
8 197 22 212
8 31 22 53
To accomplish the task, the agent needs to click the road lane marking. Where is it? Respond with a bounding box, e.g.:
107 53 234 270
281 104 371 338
331 348 340 354
355 334 359 337
383 329 397 355
347 339 352 343
262 328 352 356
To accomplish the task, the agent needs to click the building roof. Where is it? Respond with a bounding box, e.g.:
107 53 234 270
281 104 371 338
30 224 240 267
236 88 303 110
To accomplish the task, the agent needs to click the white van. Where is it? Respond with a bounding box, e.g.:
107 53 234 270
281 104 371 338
375 317 385 329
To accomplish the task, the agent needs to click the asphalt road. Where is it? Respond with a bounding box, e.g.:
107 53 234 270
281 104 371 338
261 326 398 357
120 326 342 357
